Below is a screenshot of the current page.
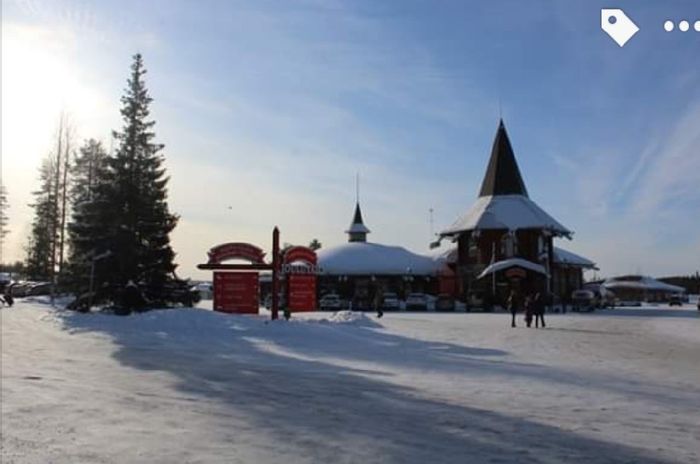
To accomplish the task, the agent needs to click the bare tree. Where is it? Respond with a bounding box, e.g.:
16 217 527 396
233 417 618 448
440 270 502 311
46 113 74 300
0 183 9 264
58 124 74 273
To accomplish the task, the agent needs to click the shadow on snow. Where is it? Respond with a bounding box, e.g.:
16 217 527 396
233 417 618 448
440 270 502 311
58 308 677 464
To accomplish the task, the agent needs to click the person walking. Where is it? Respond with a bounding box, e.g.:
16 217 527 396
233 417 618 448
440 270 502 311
374 289 384 318
3 283 15 307
534 292 546 328
524 294 534 328
507 289 520 328
119 280 144 315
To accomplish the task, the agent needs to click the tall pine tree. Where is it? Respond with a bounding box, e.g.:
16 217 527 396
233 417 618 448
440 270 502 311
65 139 110 292
25 159 58 280
101 53 179 306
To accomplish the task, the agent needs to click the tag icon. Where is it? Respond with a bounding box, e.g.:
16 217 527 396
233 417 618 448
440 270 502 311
601 9 639 47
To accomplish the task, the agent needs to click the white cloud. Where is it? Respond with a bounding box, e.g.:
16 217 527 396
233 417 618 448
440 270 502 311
630 100 700 217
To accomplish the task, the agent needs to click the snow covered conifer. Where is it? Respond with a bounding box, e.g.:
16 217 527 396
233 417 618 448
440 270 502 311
65 139 110 293
25 159 58 280
99 53 179 306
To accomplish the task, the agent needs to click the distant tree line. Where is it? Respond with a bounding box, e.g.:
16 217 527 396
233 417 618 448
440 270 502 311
22 54 188 311
659 274 700 294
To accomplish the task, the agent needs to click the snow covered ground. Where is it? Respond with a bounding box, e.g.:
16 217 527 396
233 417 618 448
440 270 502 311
2 300 699 464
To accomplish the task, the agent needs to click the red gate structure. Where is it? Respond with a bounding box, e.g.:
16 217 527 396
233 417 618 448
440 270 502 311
282 246 318 312
198 228 281 320
213 271 259 313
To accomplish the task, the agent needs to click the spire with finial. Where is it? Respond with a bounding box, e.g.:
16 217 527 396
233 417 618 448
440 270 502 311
346 174 370 242
478 119 529 198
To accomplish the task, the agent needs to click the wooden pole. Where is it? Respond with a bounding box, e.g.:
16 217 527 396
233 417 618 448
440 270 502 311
271 227 280 320
491 242 496 296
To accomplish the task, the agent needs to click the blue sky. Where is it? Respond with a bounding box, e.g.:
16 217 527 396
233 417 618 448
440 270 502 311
2 0 699 278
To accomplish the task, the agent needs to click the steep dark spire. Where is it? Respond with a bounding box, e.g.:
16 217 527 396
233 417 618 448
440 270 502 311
478 120 529 197
346 202 370 243
352 203 364 225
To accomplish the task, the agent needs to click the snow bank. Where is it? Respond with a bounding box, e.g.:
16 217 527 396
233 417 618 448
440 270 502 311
315 310 380 327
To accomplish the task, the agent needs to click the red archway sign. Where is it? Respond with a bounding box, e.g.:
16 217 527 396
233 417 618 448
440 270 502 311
283 246 318 312
198 228 281 320
207 242 266 265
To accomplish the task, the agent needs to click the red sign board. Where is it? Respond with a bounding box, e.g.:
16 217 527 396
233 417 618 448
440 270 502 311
505 267 527 280
284 246 318 265
208 243 266 265
288 274 316 312
213 272 259 314
438 275 457 296
282 246 317 312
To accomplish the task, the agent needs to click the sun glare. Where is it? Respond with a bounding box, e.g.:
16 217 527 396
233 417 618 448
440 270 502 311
2 23 104 172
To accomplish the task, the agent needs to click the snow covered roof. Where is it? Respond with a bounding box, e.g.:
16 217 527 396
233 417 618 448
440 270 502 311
429 245 458 264
477 258 547 279
602 276 685 293
553 247 597 269
440 194 572 237
440 121 571 239
346 223 370 234
317 242 440 276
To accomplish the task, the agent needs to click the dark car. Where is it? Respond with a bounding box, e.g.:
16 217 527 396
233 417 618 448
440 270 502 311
26 282 52 296
319 294 342 311
668 295 682 307
435 294 456 311
405 293 428 311
381 292 400 311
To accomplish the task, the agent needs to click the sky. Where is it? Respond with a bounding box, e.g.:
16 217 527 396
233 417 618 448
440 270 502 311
2 0 699 280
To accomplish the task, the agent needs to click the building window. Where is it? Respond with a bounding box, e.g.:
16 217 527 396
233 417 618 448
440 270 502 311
500 232 516 258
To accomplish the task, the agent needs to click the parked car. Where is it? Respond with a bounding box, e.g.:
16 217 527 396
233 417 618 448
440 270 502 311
191 282 213 300
319 293 342 311
263 294 286 309
435 294 456 311
406 293 428 311
26 282 52 296
469 291 500 312
382 292 400 311
668 295 683 307
9 282 34 297
572 289 597 312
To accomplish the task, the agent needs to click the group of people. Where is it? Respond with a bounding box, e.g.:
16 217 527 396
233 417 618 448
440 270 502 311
507 290 546 328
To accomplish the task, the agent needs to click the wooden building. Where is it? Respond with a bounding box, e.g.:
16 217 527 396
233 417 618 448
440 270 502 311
316 203 439 307
435 120 594 304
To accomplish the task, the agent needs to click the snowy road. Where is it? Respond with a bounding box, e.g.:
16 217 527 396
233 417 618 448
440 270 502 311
2 301 699 463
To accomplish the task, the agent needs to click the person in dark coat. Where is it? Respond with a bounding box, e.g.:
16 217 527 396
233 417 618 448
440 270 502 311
3 283 15 307
533 292 546 328
120 280 144 314
507 290 520 328
374 289 384 318
524 295 534 328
